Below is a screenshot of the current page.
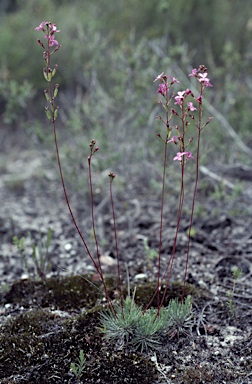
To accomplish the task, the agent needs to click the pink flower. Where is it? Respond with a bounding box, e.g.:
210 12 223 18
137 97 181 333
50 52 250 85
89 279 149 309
198 73 213 87
188 68 198 77
187 102 197 111
153 72 165 82
174 91 185 105
157 83 168 96
35 21 60 34
51 24 60 33
169 76 180 84
167 136 179 144
173 151 194 161
45 34 59 47
35 21 46 31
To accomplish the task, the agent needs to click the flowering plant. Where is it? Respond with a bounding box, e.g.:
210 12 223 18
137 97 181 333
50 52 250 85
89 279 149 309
151 66 213 309
35 22 213 349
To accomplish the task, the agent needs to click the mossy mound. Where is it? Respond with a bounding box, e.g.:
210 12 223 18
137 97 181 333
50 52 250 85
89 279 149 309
0 307 157 383
0 275 161 383
2 274 106 310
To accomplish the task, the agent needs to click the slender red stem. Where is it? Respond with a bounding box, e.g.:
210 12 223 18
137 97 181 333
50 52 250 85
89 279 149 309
45 34 115 314
109 175 123 306
181 84 203 300
52 126 115 310
154 84 172 310
156 135 169 308
88 153 102 272
156 103 186 312
146 166 185 316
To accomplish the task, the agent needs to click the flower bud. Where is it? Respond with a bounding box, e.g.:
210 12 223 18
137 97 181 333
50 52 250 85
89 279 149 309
197 95 203 104
206 117 213 125
43 68 52 82
45 107 52 120
54 107 59 120
53 85 59 98
171 109 179 116
44 89 50 101
37 39 45 48
52 65 58 78
185 89 192 95
54 44 61 52
43 68 49 81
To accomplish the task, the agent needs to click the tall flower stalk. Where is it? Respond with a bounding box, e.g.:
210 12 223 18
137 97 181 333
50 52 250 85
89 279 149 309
150 68 213 310
35 21 115 314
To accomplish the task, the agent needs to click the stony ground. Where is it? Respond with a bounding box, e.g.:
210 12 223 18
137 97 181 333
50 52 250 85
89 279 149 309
0 127 252 383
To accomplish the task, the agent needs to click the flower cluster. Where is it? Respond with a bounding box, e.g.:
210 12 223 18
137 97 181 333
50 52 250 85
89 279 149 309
35 21 61 48
35 22 61 121
154 73 180 97
154 65 212 162
188 66 213 87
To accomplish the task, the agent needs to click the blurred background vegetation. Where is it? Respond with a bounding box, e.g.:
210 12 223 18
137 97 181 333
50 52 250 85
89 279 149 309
1 0 252 196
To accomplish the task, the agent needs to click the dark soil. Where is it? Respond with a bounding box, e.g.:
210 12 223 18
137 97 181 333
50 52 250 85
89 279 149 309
0 128 252 384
